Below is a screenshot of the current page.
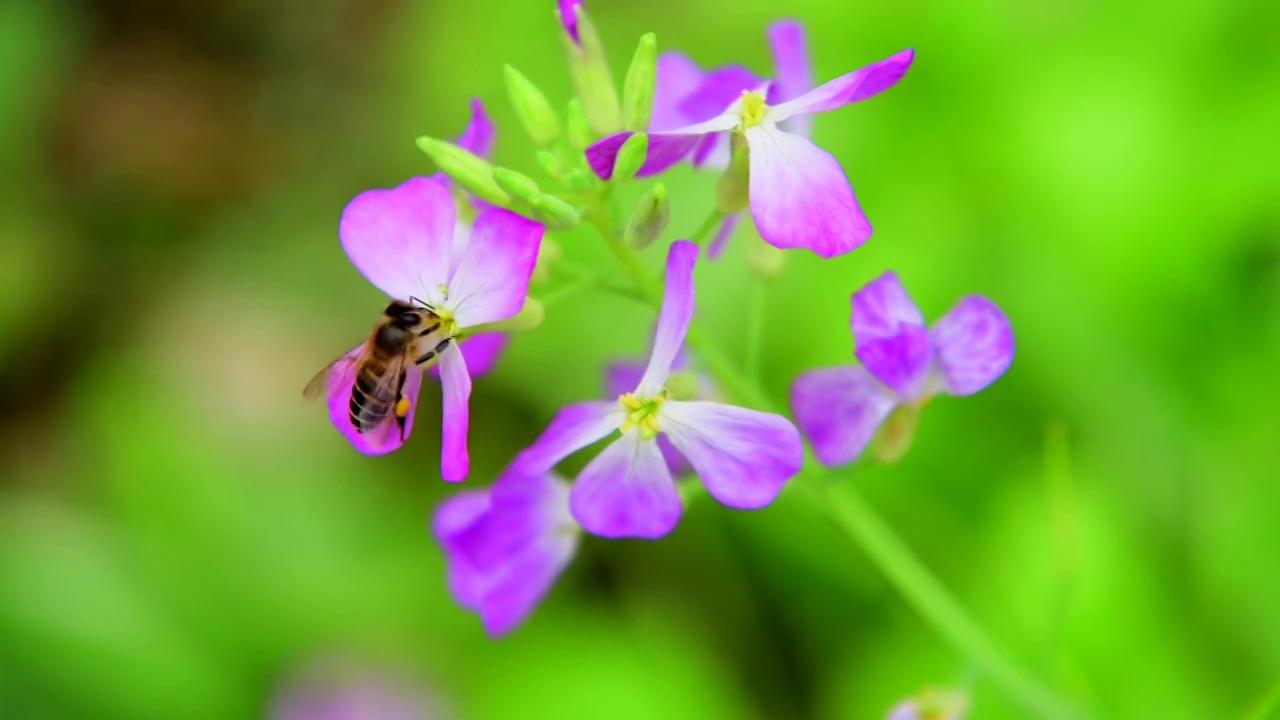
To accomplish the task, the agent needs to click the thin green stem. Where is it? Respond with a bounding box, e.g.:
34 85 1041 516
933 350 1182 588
689 209 724 248
798 478 1080 720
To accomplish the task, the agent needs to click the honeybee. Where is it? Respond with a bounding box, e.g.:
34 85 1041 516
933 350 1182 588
305 298 454 436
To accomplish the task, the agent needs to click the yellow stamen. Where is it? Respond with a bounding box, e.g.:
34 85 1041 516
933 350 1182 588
740 90 768 130
616 392 666 439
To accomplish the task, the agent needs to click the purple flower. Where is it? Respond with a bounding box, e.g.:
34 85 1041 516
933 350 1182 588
329 177 543 480
515 241 803 539
791 272 1014 466
433 468 578 636
557 0 583 44
885 688 969 720
587 47 914 258
454 98 495 158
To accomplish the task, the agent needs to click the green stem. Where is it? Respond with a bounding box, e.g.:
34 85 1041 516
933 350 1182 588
800 479 1080 720
689 209 724 248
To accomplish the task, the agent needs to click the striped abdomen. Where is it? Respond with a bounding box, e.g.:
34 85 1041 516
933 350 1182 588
348 363 405 433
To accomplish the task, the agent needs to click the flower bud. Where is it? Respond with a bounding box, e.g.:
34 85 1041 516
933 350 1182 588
622 33 657 131
665 370 700 401
503 65 561 145
562 7 621 136
530 193 581 230
535 150 566 180
870 400 925 463
563 168 597 193
611 133 648 182
624 182 669 249
715 133 750 214
415 136 510 206
493 168 542 203
566 98 594 149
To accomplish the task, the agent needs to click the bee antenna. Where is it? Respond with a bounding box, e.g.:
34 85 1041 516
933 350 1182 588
409 295 437 311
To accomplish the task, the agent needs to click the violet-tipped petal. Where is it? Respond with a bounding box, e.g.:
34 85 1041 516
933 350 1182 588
766 19 814 137
852 271 931 398
930 294 1015 396
438 345 472 482
791 365 898 466
339 177 456 303
635 240 698 396
570 431 682 538
447 207 544 328
517 401 624 474
768 48 915 123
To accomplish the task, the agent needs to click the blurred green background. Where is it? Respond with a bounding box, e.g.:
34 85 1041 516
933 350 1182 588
1 0 1277 717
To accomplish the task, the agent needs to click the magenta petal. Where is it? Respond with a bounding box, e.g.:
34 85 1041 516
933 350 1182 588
432 332 508 380
768 48 915 123
766 20 814 137
447 208 544 328
707 213 740 258
570 432 682 539
325 345 424 456
636 240 699 397
586 111 740 180
456 98 496 158
790 365 898 466
438 344 471 482
661 401 802 509
678 65 763 123
746 125 870 257
516 401 623 474
653 52 705 131
930 295 1015 396
558 0 582 43
852 272 931 397
339 176 455 304
432 490 491 609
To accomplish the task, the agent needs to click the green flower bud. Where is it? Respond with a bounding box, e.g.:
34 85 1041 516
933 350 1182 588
530 194 581 230
622 33 657 131
535 150 566 180
624 182 669 249
503 65 561 145
715 133 750 214
611 133 649 182
563 168 597 193
562 7 621 136
415 136 510 206
493 168 542 203
566 98 593 149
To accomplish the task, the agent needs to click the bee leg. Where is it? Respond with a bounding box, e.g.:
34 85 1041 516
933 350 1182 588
413 338 455 365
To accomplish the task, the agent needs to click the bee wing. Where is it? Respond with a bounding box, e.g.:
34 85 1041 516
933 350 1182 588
349 350 415 435
303 346 364 400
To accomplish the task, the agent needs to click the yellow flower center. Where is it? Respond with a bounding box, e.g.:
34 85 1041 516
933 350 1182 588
618 392 665 439
739 90 768 130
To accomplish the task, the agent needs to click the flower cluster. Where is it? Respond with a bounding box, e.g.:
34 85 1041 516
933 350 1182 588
312 2 1014 637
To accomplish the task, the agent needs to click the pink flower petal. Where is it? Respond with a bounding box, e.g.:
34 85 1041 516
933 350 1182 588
447 207 544 328
790 365 898 466
456 98 496 158
516 401 624 474
325 344 424 456
745 124 870 257
438 344 472 481
767 48 915 124
678 65 763 125
766 19 814 137
585 111 741 180
431 332 508 380
570 432 682 538
930 295 1015 396
636 240 699 397
339 176 455 304
558 0 582 44
653 52 705 131
660 401 802 509
852 272 931 398
431 489 491 609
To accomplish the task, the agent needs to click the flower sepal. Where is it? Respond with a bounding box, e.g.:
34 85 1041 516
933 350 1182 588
622 32 658 131
611 133 649 181
715 133 750 214
492 167 542 204
416 136 511 206
869 398 926 463
623 182 669 249
503 65 561 145
562 6 621 136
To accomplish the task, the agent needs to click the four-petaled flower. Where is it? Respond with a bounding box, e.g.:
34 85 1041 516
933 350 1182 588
433 467 579 636
791 272 1014 466
328 177 543 480
515 241 803 539
587 46 914 258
